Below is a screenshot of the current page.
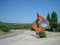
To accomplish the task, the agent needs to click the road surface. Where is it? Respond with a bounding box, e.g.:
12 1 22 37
0 30 60 45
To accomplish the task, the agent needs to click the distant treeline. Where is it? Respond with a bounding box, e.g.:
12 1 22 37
0 21 60 32
0 21 32 32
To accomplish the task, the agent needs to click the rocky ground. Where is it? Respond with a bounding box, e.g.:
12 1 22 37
0 30 60 45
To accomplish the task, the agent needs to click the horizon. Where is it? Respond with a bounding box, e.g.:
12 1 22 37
0 0 60 23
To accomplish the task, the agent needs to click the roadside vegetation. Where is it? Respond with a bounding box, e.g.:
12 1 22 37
0 21 31 34
0 11 60 35
47 11 60 32
38 31 46 38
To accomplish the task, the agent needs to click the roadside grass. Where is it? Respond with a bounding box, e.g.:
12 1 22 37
0 30 11 35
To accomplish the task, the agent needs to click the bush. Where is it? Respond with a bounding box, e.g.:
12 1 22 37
38 31 46 38
0 24 10 32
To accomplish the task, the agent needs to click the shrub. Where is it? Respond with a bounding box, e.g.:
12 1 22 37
0 24 10 32
38 31 46 38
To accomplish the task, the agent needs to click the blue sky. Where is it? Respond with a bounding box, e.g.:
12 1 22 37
0 0 60 23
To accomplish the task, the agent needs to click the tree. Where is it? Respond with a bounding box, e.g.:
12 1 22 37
47 13 51 31
51 11 58 32
47 13 51 23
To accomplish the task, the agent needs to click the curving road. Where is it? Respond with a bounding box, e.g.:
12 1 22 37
0 30 60 45
0 30 24 39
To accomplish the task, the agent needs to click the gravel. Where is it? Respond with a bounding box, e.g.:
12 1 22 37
0 30 60 45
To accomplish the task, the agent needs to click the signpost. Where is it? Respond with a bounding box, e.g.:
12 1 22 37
32 12 49 34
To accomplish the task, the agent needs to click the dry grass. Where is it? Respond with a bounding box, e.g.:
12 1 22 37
0 30 11 35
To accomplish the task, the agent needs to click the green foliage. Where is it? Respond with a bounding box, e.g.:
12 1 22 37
0 23 10 32
46 11 58 32
0 21 32 32
57 23 60 32
38 31 46 38
51 11 58 28
47 13 51 22
51 11 58 32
